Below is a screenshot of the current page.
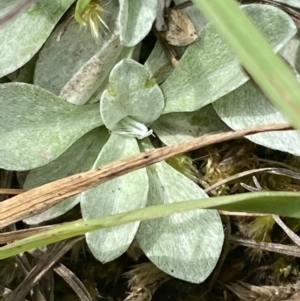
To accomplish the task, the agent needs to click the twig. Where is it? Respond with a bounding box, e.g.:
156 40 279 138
219 210 267 217
0 222 77 244
205 167 300 193
0 123 292 229
3 237 82 301
54 263 94 301
15 254 47 301
226 235 300 257
227 281 299 301
174 1 194 10
241 176 263 192
0 188 26 195
272 215 300 248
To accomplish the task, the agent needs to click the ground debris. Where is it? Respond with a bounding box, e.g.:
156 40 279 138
227 281 300 301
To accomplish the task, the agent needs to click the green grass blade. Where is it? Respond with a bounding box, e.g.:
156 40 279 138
1 191 300 259
192 0 300 129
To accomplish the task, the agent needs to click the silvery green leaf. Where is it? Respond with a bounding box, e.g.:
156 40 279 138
81 134 148 263
161 4 297 114
0 83 102 170
0 0 75 78
214 80 300 155
100 59 164 133
87 45 140 104
272 0 300 8
144 42 174 84
280 31 300 75
153 105 229 145
119 0 157 47
23 127 109 224
34 17 101 96
34 0 121 105
137 139 224 283
0 0 36 29
0 0 19 11
59 33 123 105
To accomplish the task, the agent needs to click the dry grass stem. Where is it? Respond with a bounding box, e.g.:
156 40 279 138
227 281 300 301
0 123 291 229
123 262 171 301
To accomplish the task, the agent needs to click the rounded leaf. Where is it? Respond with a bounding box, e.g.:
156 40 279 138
272 0 300 8
34 1 121 105
81 134 149 263
23 127 109 224
137 140 224 283
87 46 139 104
0 83 102 170
119 0 157 47
0 0 75 77
59 33 123 105
280 31 300 75
100 59 164 131
214 80 300 155
161 4 297 114
153 105 229 145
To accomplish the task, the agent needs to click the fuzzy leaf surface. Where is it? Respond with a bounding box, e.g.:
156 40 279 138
137 140 223 283
273 0 300 8
153 105 229 145
214 80 300 155
87 46 139 104
119 0 157 47
280 31 300 75
81 134 149 263
35 0 121 105
0 83 102 170
0 0 75 77
23 128 109 224
100 59 164 131
161 4 296 113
